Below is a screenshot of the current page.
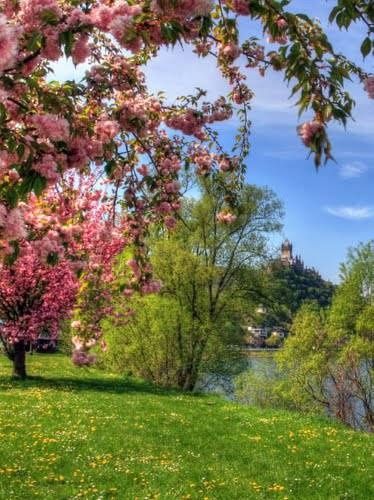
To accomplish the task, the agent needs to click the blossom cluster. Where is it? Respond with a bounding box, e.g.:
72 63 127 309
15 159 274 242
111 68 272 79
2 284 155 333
364 76 374 99
298 121 323 147
216 211 237 224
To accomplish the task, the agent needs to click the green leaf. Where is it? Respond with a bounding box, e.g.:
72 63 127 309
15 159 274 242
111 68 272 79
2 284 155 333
4 240 20 266
105 160 117 177
33 174 47 196
40 9 60 25
59 31 75 58
360 37 372 58
26 31 43 52
328 6 341 23
46 252 59 265
0 103 7 124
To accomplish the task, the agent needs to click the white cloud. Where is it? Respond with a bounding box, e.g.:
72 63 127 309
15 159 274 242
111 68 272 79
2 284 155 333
339 161 368 179
324 205 374 220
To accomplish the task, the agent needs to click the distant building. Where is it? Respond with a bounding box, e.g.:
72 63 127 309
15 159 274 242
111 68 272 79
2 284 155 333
281 239 293 265
244 326 287 348
280 239 304 270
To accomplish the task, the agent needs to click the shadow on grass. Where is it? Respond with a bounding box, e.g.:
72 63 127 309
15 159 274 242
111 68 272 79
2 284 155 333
0 373 203 399
0 353 207 400
0 374 166 395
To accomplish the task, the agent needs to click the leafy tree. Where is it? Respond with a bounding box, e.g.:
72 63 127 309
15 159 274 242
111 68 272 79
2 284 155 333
265 331 282 348
102 181 282 390
262 262 335 327
278 241 374 430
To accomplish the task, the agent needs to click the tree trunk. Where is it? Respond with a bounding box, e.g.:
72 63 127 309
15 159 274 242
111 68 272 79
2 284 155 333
12 341 26 379
177 361 199 392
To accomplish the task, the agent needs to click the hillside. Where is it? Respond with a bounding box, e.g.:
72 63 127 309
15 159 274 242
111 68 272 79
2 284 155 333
0 355 372 499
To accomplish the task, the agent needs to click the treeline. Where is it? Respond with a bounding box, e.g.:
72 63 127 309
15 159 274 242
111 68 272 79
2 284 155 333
237 242 374 431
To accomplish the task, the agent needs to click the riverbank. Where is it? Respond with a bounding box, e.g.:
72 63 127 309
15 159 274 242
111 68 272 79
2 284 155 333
0 354 372 499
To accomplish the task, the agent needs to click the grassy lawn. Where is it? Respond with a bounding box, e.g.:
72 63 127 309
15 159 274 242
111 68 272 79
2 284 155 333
0 354 372 499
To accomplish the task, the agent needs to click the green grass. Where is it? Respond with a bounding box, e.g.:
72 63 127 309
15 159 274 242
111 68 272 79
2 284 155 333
0 355 372 499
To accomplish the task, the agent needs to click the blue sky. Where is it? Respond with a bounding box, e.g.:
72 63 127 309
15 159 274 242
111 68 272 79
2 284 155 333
53 1 373 282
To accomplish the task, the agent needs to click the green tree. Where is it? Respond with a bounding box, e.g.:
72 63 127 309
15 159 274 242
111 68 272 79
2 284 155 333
265 331 282 348
262 261 335 328
278 241 374 430
102 181 283 390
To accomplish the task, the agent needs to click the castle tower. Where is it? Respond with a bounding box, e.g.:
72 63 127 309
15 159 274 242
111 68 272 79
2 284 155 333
281 239 293 266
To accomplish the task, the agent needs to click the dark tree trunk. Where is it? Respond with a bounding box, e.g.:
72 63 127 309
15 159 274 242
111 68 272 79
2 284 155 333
183 373 198 392
177 361 199 392
12 341 26 379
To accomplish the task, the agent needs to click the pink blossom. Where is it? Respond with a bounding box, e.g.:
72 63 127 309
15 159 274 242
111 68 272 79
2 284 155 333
364 76 374 99
164 180 181 194
159 157 181 174
193 0 214 16
42 28 61 61
0 204 7 227
4 208 26 239
164 216 177 229
267 33 288 45
127 258 141 279
19 0 62 29
194 41 212 57
276 18 288 29
141 279 161 294
72 335 84 350
223 0 250 16
72 350 97 366
0 252 78 345
232 84 253 104
33 154 59 182
219 42 241 60
218 157 232 172
30 114 70 141
191 148 214 175
71 34 91 65
298 120 323 147
66 7 90 27
216 211 237 224
158 201 172 213
94 119 120 143
8 169 20 183
0 15 19 74
137 164 149 176
90 5 114 30
232 0 251 15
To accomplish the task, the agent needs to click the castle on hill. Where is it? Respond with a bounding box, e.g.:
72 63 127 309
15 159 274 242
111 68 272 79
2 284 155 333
280 239 304 270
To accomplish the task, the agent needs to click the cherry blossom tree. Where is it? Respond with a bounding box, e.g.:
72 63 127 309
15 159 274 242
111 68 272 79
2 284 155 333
0 175 128 377
0 249 78 378
0 0 372 263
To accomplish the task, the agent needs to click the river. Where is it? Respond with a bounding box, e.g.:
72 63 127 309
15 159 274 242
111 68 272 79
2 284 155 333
197 350 373 431
196 349 277 401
